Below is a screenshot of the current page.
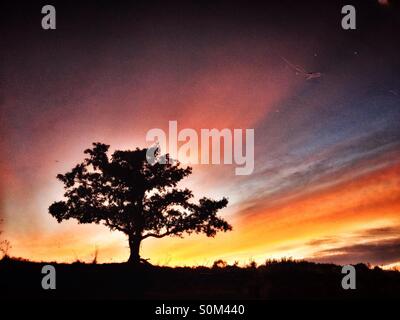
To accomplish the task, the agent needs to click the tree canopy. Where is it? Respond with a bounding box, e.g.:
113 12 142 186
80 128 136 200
49 143 232 263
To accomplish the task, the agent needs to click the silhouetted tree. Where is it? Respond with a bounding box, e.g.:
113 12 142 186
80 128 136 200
0 219 11 258
49 143 231 264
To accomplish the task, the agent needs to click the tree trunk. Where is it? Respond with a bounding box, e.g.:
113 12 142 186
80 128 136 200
127 234 142 264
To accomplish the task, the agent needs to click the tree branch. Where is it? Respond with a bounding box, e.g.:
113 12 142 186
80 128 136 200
142 230 173 239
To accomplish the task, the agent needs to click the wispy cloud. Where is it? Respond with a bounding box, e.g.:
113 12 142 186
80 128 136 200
310 238 400 266
307 225 400 266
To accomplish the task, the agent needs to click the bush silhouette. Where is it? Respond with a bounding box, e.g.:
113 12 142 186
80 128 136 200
212 259 228 269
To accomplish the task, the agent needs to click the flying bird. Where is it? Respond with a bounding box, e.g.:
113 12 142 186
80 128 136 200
281 57 322 80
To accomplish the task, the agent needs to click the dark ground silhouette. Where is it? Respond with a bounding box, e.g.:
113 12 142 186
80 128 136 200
1 257 399 300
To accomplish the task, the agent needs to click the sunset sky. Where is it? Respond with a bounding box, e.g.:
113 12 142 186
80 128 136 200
1 0 400 267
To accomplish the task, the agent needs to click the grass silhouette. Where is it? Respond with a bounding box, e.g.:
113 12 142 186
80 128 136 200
1 256 399 299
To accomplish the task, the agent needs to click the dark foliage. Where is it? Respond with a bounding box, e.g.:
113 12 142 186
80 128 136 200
49 143 231 264
1 258 400 300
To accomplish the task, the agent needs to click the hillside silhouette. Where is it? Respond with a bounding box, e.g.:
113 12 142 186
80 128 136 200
1 257 400 299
